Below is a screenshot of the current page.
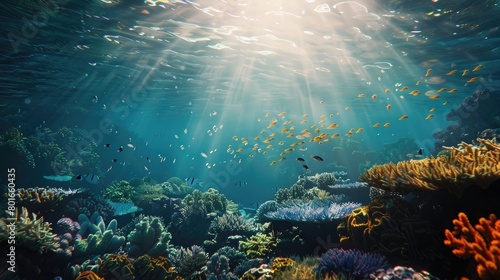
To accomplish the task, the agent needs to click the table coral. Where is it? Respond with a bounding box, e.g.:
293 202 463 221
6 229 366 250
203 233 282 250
360 138 500 195
444 212 500 279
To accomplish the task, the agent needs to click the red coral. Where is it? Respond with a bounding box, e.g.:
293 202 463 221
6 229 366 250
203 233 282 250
444 212 500 279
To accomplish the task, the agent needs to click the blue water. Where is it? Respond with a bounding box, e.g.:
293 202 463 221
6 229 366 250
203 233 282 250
1 0 500 278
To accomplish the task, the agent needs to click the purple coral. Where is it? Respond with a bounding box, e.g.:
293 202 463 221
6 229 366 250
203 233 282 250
56 217 80 234
316 248 391 280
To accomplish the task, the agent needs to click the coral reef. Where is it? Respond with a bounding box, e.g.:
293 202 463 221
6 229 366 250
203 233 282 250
239 232 276 258
255 200 279 223
444 212 500 279
206 252 239 280
103 180 135 202
434 87 500 151
125 215 175 258
360 138 500 195
98 254 135 280
215 246 248 271
162 176 195 197
306 172 337 190
263 198 361 223
316 248 390 280
170 245 208 278
64 193 115 222
75 270 104 280
337 197 445 267
273 256 317 280
0 207 59 254
372 266 440 280
74 212 125 257
134 254 182 279
275 184 332 204
209 213 253 235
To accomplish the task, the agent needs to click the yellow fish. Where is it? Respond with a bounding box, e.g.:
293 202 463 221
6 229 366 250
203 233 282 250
429 108 436 112
409 90 420 95
270 161 276 166
320 114 326 118
261 129 266 134
301 114 308 118
269 132 276 137
300 120 307 124
263 137 274 143
425 69 432 77
265 113 271 117
278 141 284 145
373 123 381 127
446 70 457 75
383 123 391 127
385 88 390 94
345 106 350 111
472 64 483 72
236 148 243 152
355 128 363 133
252 146 259 151
278 112 286 117
358 94 366 98
400 86 408 91
443 101 449 105
448 88 458 93
398 115 409 120
371 94 377 100
266 144 273 149
429 95 441 99
425 114 434 120
466 77 479 83
319 119 325 124
295 135 305 140
254 136 260 141
267 119 278 128
263 151 268 155
289 126 295 130
437 88 447 93
416 80 421 85
249 153 254 157
287 133 295 138
257 117 261 122
386 104 391 110
331 133 340 138
232 136 238 140
329 113 334 118
462 69 469 76
327 123 339 129
280 128 289 134
314 128 320 134
279 157 286 162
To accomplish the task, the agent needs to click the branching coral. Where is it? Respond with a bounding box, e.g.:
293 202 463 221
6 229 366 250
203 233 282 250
239 232 277 258
444 212 500 279
170 245 208 278
209 213 253 235
102 180 135 202
0 207 59 254
360 138 500 195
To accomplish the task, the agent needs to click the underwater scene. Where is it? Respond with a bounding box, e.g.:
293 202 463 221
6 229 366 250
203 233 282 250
1 0 500 279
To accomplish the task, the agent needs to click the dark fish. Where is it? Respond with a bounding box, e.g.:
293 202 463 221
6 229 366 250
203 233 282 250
74 174 83 181
112 159 118 162
146 157 151 162
185 177 199 187
296 157 305 162
311 155 324 161
104 144 110 148
117 146 124 152
418 148 423 155
302 165 309 171
234 181 248 188
92 95 98 103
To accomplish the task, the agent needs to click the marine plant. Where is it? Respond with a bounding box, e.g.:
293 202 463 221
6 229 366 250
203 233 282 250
316 248 390 280
444 212 500 280
125 215 175 258
238 232 277 259
102 180 135 202
0 207 59 254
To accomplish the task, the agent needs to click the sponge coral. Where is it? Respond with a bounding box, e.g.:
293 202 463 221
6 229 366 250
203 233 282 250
444 212 500 279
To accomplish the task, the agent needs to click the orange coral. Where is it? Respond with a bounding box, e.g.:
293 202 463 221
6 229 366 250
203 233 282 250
444 212 500 279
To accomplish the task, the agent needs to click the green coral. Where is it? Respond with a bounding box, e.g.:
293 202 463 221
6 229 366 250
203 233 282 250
103 180 135 202
74 213 125 256
125 216 175 258
239 232 277 258
182 188 228 214
161 177 194 197
0 207 59 254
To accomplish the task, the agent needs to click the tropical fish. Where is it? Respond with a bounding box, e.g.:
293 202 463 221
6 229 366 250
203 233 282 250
300 120 307 124
267 119 278 128
386 104 391 110
400 86 408 91
448 88 458 93
302 165 309 171
327 123 339 129
372 123 381 127
437 88 447 93
446 70 457 75
425 114 434 120
278 112 286 117
383 123 391 127
462 69 469 76
234 181 248 188
385 89 390 94
409 90 420 95
371 94 377 100
270 161 276 166
331 133 340 138
311 155 324 161
357 94 366 98
296 157 305 162
466 77 479 83
472 65 483 72
355 128 363 133
429 108 436 112
429 95 441 99
43 175 73 182
425 69 432 76
74 173 99 184
185 177 201 187
398 115 409 120
117 146 124 152
279 157 286 162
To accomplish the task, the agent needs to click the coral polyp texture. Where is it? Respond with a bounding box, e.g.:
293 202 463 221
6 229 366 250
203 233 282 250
444 212 500 280
360 138 500 194
0 207 59 254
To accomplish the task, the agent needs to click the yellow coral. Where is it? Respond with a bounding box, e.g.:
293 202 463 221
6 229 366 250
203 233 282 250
360 138 500 194
444 212 500 279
